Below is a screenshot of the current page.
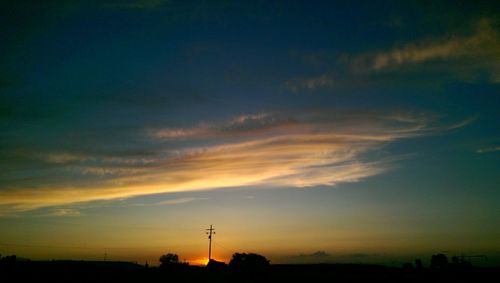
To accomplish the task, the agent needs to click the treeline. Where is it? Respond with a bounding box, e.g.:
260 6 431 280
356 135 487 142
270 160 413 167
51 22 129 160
1 252 498 283
159 252 270 271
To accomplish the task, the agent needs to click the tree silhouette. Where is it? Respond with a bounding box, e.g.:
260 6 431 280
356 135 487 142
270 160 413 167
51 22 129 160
0 255 16 263
229 252 270 273
430 253 448 268
402 262 414 269
159 253 179 267
415 258 423 269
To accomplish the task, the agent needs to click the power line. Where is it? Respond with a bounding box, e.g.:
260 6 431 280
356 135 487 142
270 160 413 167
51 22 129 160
213 240 234 253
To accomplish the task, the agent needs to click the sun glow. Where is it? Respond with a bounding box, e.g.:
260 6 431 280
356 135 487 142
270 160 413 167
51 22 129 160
188 257 226 266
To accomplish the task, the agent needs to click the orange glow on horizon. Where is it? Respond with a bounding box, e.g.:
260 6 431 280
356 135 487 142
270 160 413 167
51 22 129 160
188 257 227 266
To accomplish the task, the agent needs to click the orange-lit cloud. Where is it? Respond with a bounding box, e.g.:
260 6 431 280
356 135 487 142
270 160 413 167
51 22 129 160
151 112 296 139
285 19 499 92
0 111 469 214
353 18 499 72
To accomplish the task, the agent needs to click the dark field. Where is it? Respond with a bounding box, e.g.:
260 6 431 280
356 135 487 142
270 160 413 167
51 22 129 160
2 260 499 283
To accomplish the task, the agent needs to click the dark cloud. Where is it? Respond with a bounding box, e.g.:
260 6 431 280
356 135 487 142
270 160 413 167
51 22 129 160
344 253 381 259
287 251 383 264
288 251 332 263
102 0 168 10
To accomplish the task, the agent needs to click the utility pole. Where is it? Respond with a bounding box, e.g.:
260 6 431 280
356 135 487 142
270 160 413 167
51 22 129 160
206 225 215 261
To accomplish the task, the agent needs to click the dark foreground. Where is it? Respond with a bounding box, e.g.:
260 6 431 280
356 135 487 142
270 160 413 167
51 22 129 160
2 260 499 283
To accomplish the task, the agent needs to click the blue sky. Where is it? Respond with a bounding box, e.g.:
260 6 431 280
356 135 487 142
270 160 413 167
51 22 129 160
1 0 499 265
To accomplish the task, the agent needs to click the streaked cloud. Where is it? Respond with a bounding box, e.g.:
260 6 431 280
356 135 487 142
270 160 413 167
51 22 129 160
102 0 168 9
42 153 88 164
154 197 207 205
476 146 500 154
0 111 470 214
285 19 499 92
284 75 336 93
43 208 82 217
151 113 296 139
152 127 206 139
343 253 381 259
286 251 383 264
352 19 499 72
288 251 332 263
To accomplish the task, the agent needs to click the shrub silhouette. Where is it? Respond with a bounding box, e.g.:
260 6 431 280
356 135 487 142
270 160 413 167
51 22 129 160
415 258 423 269
0 255 16 263
430 253 448 268
159 253 179 267
402 262 414 269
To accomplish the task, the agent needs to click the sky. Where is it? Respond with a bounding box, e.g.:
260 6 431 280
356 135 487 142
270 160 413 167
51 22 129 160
1 0 499 266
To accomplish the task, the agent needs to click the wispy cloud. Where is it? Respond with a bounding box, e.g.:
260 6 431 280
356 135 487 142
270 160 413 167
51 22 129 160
42 208 82 217
476 146 500 154
352 19 499 72
288 251 332 263
154 197 207 205
42 153 88 164
287 251 382 264
151 112 296 140
284 75 336 93
0 111 471 214
102 0 168 9
343 253 381 259
285 19 500 92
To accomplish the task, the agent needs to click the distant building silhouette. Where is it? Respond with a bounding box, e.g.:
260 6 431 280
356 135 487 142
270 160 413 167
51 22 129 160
206 259 226 271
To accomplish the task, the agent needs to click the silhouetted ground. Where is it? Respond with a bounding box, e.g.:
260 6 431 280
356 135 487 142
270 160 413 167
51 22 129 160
2 260 499 282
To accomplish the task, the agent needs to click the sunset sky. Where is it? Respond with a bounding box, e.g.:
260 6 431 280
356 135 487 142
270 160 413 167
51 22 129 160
1 0 499 266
